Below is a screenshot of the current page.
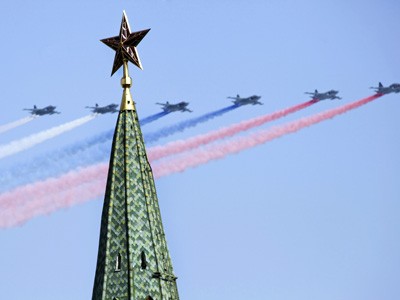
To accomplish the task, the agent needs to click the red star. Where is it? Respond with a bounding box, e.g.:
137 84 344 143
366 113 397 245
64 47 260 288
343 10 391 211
101 11 150 76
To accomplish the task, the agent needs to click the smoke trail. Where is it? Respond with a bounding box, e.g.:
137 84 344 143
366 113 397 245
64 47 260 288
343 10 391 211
0 178 107 228
140 111 169 126
148 100 316 161
144 105 239 144
0 94 382 227
0 111 170 192
0 163 108 211
0 133 111 192
0 115 97 160
0 107 236 190
154 94 382 177
0 116 36 134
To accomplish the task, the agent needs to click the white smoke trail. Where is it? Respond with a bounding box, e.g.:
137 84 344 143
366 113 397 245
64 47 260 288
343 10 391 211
0 116 36 134
0 94 383 227
0 114 97 159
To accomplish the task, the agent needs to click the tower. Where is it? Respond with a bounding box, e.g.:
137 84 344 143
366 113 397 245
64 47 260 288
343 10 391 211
92 12 179 300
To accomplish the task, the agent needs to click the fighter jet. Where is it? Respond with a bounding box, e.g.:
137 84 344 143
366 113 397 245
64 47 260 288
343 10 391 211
305 89 341 101
228 94 263 106
370 82 400 94
23 105 60 116
85 103 118 114
156 101 192 113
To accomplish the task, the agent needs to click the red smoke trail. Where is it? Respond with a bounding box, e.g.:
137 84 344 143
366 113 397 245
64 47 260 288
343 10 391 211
153 94 383 177
0 164 108 228
0 164 108 213
0 99 317 225
0 94 382 228
1 178 106 228
148 99 317 161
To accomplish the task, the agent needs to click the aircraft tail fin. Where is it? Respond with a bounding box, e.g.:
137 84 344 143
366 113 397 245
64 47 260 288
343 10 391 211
95 103 99 107
315 89 318 93
34 105 37 109
379 82 383 88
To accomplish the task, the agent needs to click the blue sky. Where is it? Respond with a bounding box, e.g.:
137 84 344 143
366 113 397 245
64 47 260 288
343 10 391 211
0 0 399 299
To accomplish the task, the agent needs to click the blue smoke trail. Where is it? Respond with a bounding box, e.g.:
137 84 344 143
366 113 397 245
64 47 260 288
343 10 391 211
0 106 237 191
0 112 169 192
144 105 238 144
140 111 170 126
0 135 113 192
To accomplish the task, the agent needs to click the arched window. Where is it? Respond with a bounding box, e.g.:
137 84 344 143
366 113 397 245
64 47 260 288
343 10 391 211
145 296 154 300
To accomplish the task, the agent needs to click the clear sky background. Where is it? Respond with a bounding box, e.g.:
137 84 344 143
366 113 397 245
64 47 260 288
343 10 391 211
0 0 399 299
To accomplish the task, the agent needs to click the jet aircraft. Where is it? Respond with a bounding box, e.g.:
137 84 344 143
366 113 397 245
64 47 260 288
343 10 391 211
370 82 400 94
23 105 60 116
86 103 118 114
156 101 192 113
305 89 341 101
228 94 263 106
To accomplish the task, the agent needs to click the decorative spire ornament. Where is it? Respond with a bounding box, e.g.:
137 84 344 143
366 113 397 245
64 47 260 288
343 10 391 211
101 11 150 75
92 11 179 300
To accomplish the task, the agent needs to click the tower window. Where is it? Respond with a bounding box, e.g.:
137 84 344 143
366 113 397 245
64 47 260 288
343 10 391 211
115 253 121 272
141 251 147 270
145 296 154 300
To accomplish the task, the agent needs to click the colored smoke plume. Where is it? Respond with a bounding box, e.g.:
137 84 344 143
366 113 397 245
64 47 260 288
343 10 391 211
0 163 108 227
0 110 166 191
0 94 382 228
154 94 382 177
140 111 170 126
0 135 111 192
0 106 237 190
0 100 312 191
0 116 36 134
144 105 238 144
148 100 316 161
0 114 97 159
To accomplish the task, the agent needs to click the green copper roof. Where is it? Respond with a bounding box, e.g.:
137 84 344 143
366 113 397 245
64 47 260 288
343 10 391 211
92 72 179 299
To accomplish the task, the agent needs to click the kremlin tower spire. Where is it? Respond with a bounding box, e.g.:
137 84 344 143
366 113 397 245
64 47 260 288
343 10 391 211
92 11 179 300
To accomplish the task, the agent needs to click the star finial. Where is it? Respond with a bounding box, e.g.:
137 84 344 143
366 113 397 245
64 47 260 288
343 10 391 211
101 11 150 76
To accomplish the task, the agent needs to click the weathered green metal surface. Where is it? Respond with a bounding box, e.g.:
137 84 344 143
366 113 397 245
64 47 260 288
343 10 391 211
91 104 179 300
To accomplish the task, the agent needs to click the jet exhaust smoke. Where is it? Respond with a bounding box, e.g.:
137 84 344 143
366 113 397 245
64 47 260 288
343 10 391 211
0 133 111 192
0 101 312 191
0 94 382 227
0 116 36 134
148 100 316 161
140 111 170 126
0 111 169 191
154 94 382 177
144 105 238 144
0 162 109 227
0 115 97 160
